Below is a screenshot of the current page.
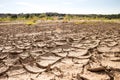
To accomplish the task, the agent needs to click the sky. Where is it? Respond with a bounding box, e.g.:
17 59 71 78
0 0 120 14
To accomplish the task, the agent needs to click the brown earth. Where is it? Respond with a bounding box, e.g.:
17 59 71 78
0 21 120 80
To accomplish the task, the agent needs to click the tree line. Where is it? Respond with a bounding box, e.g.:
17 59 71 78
0 13 120 20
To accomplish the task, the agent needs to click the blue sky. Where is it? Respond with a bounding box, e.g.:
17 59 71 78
0 0 120 14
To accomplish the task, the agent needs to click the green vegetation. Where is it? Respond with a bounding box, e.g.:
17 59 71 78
0 13 120 22
25 20 36 26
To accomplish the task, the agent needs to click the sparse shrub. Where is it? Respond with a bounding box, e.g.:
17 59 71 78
25 20 36 26
74 21 81 25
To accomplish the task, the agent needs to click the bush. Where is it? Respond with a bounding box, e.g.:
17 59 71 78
25 20 36 26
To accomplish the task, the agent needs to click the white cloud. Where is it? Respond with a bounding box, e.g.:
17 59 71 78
16 2 40 8
15 2 60 13
14 2 86 14
15 2 47 13
0 4 3 7
77 0 88 1
63 2 72 5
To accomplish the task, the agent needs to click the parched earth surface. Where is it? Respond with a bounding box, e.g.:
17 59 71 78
0 21 120 80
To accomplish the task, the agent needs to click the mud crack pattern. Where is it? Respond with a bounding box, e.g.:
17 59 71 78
0 21 120 80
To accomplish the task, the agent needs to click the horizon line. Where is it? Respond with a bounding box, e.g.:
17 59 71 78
0 12 120 15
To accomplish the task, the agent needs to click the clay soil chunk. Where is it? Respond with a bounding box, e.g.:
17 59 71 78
0 65 10 76
23 64 45 74
36 56 61 68
68 49 88 57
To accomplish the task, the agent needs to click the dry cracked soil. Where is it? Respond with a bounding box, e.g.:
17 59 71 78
0 21 120 80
